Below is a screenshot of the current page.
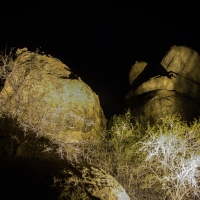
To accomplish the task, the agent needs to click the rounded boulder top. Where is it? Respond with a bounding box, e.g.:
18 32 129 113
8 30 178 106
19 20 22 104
161 45 200 84
129 61 148 85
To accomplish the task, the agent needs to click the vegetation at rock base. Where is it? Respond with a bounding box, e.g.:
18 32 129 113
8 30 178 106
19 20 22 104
1 48 200 199
81 111 200 199
0 47 105 160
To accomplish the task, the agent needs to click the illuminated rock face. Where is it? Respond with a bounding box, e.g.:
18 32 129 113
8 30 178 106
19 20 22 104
0 48 130 199
0 48 106 143
125 46 200 125
129 61 148 86
0 155 130 200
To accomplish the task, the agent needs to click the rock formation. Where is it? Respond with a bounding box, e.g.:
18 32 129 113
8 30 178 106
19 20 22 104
124 45 200 125
0 155 130 200
0 119 130 199
0 48 130 199
0 48 106 146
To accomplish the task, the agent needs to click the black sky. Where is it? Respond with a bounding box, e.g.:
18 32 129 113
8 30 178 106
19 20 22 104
0 2 200 119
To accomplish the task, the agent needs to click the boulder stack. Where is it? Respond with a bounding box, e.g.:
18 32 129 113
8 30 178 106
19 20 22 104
124 46 200 125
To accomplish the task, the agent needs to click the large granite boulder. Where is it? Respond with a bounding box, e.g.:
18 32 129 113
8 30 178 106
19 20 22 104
124 45 200 125
0 123 130 200
0 155 130 200
0 48 130 199
0 48 106 152
161 45 200 83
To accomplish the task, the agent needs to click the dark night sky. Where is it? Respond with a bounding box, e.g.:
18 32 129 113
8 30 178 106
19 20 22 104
0 2 200 119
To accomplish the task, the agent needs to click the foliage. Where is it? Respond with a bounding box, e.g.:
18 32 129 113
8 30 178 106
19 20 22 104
2 48 200 199
136 114 200 199
81 112 200 199
80 109 148 198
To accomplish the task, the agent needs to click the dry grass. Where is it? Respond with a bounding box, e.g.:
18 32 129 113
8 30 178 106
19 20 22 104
1 48 200 199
